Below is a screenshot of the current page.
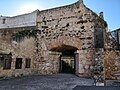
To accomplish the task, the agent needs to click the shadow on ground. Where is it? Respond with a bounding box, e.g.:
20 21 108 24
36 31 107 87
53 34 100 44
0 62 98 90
0 74 94 90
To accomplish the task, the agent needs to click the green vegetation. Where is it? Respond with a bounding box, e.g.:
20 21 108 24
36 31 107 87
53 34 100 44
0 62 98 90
98 17 108 28
12 29 37 37
12 29 37 42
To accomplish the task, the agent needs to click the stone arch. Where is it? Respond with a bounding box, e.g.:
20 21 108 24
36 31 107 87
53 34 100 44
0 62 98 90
46 37 83 74
47 37 83 51
37 37 84 74
49 44 78 74
50 44 78 52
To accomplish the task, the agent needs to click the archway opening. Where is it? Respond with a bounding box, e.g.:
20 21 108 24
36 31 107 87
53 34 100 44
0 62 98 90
51 45 78 74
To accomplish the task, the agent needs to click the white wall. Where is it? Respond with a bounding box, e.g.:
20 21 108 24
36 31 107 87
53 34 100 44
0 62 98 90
0 10 37 29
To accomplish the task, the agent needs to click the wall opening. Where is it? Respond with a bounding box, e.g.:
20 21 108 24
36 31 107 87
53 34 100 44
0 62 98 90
15 58 22 69
3 58 12 69
25 58 31 68
60 50 76 74
0 54 12 70
51 45 77 74
0 57 4 68
2 18 6 24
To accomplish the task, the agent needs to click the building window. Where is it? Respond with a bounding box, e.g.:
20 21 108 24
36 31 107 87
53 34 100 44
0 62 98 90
2 18 6 24
15 58 22 69
0 57 4 68
25 58 31 68
3 58 12 69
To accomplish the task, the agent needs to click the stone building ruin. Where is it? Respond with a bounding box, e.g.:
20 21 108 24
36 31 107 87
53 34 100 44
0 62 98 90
0 0 120 82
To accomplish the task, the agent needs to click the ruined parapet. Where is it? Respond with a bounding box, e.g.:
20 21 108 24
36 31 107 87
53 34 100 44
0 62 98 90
104 28 120 50
104 29 120 80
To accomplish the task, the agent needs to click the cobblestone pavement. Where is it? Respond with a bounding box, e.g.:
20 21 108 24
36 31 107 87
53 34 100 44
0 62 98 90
0 74 94 90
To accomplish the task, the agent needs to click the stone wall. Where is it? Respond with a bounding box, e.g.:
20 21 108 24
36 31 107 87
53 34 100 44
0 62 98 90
105 32 116 49
104 28 120 80
0 0 108 79
35 1 105 77
110 29 120 50
0 27 36 78
75 49 94 77
93 48 104 84
104 50 120 80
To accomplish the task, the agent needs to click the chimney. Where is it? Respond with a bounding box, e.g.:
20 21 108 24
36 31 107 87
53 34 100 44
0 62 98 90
79 0 83 3
78 0 83 3
99 12 104 20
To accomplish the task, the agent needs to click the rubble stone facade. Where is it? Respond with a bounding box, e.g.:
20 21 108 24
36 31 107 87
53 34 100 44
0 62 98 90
0 10 37 78
0 0 118 83
0 27 36 77
104 29 120 80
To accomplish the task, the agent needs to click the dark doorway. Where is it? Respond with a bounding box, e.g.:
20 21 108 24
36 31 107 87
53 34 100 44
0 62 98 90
59 49 76 74
51 45 77 74
60 55 75 74
15 58 22 69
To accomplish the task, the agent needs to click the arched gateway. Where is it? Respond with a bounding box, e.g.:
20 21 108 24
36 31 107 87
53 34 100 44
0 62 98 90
50 45 78 74
34 36 84 75
0 0 105 81
33 0 104 78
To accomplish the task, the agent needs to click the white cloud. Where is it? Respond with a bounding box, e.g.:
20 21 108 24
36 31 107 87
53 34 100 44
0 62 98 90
16 3 44 15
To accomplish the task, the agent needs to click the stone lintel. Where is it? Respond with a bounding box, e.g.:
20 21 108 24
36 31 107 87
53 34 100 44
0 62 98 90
49 51 62 55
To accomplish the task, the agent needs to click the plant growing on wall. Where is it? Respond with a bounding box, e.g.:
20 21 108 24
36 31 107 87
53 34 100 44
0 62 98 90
12 29 37 42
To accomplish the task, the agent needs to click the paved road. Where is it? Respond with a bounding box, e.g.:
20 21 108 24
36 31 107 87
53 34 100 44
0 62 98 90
0 74 94 90
106 80 120 86
73 86 120 90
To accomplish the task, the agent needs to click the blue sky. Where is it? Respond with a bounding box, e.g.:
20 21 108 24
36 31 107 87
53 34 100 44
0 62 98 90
0 0 120 31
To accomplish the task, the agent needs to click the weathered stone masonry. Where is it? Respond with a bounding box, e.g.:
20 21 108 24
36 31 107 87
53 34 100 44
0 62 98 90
104 29 120 80
0 0 119 83
0 10 37 77
0 27 36 77
35 0 106 79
